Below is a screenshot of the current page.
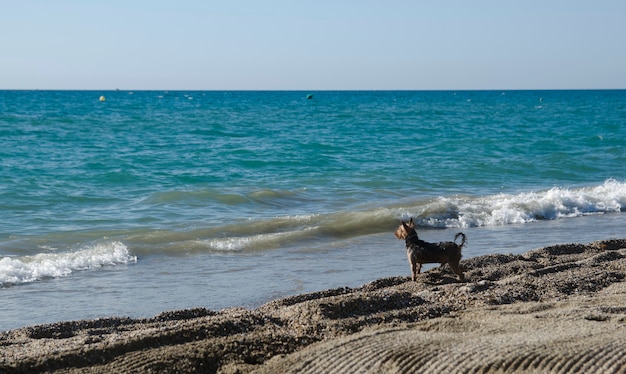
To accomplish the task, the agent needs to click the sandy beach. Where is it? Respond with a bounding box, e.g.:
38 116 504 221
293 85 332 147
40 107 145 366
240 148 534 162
2 238 626 373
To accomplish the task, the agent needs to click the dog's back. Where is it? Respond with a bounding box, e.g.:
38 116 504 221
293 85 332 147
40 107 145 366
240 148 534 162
403 223 466 255
407 237 463 265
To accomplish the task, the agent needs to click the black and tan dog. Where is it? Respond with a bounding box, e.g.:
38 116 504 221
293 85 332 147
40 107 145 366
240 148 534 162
394 218 466 281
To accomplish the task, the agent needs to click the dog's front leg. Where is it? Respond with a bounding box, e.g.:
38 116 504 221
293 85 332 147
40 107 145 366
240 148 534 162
410 261 418 281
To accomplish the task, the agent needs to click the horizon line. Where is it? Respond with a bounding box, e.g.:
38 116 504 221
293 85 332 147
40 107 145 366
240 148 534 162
2 88 625 92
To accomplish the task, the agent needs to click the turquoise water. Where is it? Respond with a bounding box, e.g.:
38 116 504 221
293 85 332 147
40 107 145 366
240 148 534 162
1 90 625 330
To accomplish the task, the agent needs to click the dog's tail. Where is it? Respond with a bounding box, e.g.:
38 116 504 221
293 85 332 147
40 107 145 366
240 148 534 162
454 233 466 249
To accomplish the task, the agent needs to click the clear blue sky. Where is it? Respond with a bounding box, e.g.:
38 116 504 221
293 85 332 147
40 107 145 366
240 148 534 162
2 1 625 90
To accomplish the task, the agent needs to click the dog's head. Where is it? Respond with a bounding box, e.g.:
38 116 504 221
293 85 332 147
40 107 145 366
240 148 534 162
394 217 416 240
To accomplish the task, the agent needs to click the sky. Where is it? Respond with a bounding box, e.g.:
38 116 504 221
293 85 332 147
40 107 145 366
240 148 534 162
2 0 625 90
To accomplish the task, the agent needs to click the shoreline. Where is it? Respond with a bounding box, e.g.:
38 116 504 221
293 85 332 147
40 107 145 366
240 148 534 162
2 238 626 373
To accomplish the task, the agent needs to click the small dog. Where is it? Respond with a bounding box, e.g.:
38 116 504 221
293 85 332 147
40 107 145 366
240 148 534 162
394 218 466 281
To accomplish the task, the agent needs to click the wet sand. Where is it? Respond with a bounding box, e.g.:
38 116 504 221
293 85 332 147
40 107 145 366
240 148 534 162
2 238 626 373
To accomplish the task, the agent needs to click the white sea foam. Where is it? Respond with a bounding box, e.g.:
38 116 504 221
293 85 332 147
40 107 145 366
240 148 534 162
414 179 626 228
204 227 316 252
0 241 136 286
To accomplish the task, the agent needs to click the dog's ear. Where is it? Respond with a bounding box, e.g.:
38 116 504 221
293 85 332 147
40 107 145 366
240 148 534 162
402 221 411 231
409 217 414 227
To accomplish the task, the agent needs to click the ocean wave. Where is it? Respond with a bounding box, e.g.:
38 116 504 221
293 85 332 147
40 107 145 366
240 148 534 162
142 188 309 207
203 226 318 252
58 180 625 256
190 179 626 252
0 241 136 286
411 179 626 228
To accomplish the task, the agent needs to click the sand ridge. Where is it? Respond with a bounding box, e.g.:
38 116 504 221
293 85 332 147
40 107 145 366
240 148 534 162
1 239 625 373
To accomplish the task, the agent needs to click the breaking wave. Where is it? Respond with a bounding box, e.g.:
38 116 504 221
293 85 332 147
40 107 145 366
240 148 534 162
0 240 136 286
412 179 625 228
6 180 623 259
194 179 626 252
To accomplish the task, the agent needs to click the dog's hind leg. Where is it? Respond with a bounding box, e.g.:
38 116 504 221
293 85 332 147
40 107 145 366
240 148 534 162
449 261 465 281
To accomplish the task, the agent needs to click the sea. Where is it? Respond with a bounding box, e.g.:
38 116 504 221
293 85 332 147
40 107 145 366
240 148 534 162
1 90 625 332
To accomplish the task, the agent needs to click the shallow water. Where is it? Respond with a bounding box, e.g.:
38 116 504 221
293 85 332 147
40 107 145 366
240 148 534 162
2 212 623 331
